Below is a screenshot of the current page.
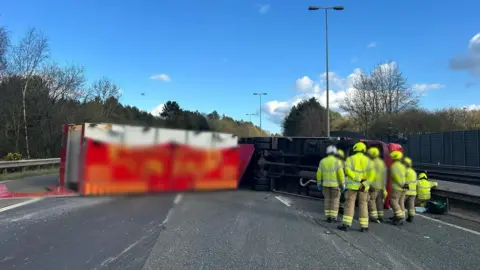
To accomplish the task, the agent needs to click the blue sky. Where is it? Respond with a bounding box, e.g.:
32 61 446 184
2 0 480 133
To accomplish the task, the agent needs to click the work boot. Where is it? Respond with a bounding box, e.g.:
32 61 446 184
370 217 380 223
360 227 369 233
378 217 384 223
389 216 395 221
337 224 349 231
393 216 403 226
406 216 414 223
326 217 333 223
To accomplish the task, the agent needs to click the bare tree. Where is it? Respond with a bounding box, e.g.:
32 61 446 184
42 62 86 101
0 26 9 79
89 77 122 117
341 62 419 134
9 28 49 158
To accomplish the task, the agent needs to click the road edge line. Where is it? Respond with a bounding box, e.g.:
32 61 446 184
0 197 43 213
418 213 480 237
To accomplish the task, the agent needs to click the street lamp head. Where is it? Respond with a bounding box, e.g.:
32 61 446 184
308 6 320 10
333 6 344 10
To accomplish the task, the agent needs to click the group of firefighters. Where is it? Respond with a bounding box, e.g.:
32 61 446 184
316 141 439 232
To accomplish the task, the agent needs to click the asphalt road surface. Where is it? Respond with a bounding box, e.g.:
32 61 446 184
1 185 480 269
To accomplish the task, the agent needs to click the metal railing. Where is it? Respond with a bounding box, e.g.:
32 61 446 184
414 163 480 186
0 158 60 170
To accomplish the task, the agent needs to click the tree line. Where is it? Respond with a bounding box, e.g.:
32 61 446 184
282 62 480 138
0 26 267 159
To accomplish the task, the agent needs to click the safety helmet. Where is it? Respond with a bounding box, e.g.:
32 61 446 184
418 172 428 180
352 142 367 153
403 157 412 167
367 147 380 158
390 150 403 161
337 149 345 158
326 145 337 155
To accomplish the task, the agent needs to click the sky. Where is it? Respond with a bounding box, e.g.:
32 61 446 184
1 0 480 134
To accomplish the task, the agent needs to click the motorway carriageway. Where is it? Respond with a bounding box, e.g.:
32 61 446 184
1 176 480 269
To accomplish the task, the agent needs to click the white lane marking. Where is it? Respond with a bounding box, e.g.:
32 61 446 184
173 193 183 205
0 198 43 213
275 195 291 207
418 214 480 237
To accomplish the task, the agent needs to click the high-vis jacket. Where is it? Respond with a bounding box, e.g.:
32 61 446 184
344 152 374 191
390 161 407 191
405 167 417 196
316 155 345 188
417 179 438 200
371 157 387 189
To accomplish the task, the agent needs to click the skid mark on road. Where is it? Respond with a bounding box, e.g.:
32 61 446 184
98 193 182 269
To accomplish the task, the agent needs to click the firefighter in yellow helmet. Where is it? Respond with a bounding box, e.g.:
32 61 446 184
403 157 417 222
416 172 439 206
366 147 387 223
338 142 375 232
316 145 345 223
389 151 408 225
336 149 345 162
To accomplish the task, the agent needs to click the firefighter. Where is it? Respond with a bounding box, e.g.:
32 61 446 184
336 149 345 162
403 157 417 222
336 149 347 214
366 147 387 223
316 145 345 223
338 142 375 232
417 172 439 206
389 151 408 225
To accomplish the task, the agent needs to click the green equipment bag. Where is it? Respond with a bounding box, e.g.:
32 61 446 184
426 199 447 215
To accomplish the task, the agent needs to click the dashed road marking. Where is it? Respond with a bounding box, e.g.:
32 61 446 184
418 214 480 237
0 198 43 213
275 195 291 207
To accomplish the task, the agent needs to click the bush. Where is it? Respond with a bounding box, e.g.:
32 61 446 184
4 152 23 161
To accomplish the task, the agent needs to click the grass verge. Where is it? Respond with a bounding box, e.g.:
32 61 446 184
0 167 58 181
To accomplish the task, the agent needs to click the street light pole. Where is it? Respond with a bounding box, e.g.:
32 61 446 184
246 113 257 136
308 5 344 137
253 93 267 132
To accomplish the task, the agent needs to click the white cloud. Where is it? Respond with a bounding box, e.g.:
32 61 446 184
149 73 171 82
258 4 270 14
263 61 436 126
367 42 377 48
151 104 165 117
465 104 480 111
412 83 445 91
449 33 480 76
264 68 363 124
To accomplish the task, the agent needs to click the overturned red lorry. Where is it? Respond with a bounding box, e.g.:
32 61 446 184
55 123 255 196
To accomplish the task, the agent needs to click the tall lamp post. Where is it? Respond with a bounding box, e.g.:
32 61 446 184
246 113 257 136
308 5 344 137
253 92 267 132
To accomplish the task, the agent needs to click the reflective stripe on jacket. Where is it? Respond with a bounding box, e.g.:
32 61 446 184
316 155 345 187
390 161 406 191
417 179 438 200
344 152 374 191
371 157 387 189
